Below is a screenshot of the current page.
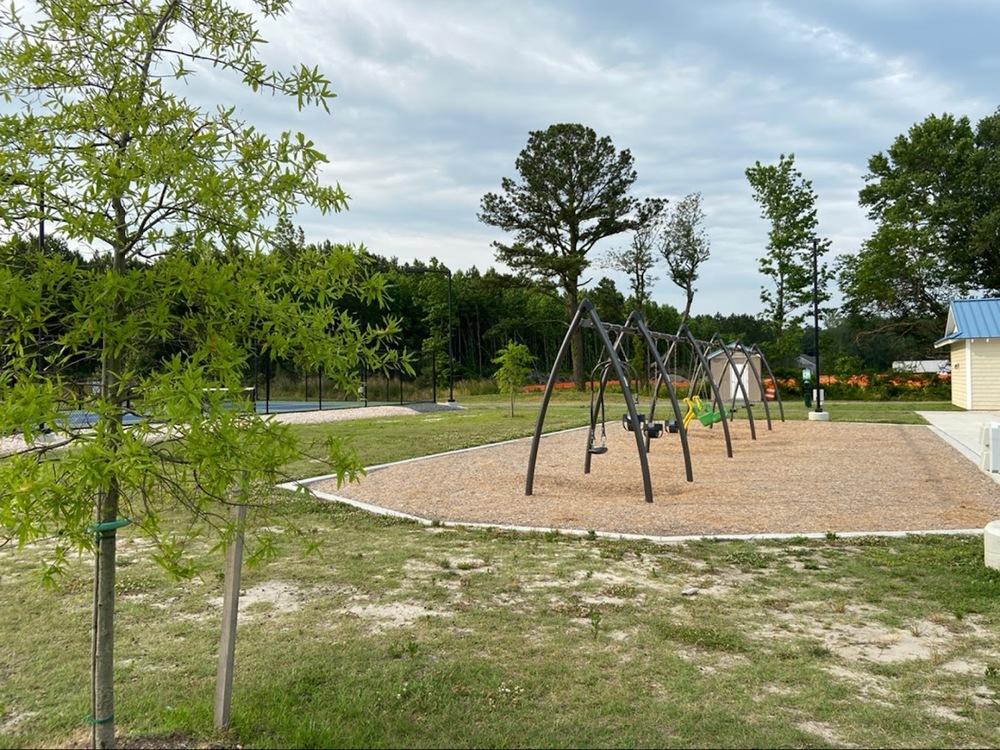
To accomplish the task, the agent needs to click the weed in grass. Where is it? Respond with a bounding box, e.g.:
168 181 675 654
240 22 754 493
868 662 909 679
587 530 597 541
589 610 603 638
826 599 849 615
487 681 525 709
116 571 162 595
654 621 750 653
601 583 638 599
803 561 821 571
388 640 420 660
927 648 947 666
804 643 833 659
726 549 771 570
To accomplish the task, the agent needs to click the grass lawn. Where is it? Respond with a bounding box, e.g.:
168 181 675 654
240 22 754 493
2 396 999 749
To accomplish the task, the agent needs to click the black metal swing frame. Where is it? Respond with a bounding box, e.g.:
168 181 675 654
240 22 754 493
524 299 783 504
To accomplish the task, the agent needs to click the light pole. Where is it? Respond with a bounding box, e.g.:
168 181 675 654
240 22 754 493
402 264 455 403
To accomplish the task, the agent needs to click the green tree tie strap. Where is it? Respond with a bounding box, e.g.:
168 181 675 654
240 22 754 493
87 518 132 540
85 713 114 725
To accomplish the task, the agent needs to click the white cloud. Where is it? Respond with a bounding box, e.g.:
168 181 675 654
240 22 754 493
214 0 999 316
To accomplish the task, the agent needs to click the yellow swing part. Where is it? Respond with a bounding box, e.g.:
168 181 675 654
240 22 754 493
682 395 727 429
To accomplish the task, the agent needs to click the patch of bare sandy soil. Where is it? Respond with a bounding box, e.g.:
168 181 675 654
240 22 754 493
311 420 1000 537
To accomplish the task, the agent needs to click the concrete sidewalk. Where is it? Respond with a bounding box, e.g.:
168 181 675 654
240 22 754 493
917 410 1000 483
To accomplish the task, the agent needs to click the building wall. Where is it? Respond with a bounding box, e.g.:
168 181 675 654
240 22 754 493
970 339 1000 410
950 342 968 409
709 354 763 403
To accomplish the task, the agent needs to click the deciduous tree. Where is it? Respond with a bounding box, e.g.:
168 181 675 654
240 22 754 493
492 341 535 417
602 198 665 315
839 110 1000 324
745 153 831 357
660 192 710 324
479 123 643 389
0 2 402 746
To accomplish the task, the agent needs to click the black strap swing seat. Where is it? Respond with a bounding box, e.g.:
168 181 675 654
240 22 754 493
588 369 609 455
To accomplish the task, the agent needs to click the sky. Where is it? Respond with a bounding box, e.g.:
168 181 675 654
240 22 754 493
230 0 999 317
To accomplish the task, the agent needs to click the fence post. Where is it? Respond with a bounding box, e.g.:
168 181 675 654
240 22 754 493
214 502 247 731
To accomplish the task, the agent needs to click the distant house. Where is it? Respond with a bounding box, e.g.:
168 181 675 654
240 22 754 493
934 298 1000 410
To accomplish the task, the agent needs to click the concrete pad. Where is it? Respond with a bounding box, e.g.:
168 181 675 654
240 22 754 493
985 521 1000 570
917 411 1000 484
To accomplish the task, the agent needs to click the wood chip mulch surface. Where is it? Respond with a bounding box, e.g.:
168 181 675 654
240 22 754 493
311 419 1000 537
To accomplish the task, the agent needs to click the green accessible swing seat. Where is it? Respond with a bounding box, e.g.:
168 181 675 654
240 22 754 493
682 395 728 429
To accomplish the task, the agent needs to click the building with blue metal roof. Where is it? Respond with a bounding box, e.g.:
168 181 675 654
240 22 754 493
934 298 1000 409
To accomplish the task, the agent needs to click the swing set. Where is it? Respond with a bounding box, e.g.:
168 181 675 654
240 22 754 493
525 299 784 503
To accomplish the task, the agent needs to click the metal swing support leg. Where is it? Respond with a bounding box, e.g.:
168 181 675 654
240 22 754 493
526 300 654 503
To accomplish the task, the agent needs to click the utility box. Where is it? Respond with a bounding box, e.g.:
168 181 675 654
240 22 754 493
981 423 1000 473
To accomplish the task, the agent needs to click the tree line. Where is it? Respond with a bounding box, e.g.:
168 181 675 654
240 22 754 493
10 114 995 401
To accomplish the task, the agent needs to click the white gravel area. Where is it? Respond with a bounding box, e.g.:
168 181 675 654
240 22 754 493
267 402 462 424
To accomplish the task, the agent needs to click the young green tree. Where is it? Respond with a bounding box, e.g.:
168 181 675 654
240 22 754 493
660 192 711 325
478 123 644 389
493 341 535 417
0 2 402 747
839 110 1000 325
745 153 832 357
602 198 665 315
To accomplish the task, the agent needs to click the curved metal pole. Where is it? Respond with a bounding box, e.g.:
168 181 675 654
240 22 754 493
527 300 655 502
708 333 756 441
678 324 734 458
732 339 773 431
583 304 653 502
751 343 786 422
628 313 694 482
526 303 586 496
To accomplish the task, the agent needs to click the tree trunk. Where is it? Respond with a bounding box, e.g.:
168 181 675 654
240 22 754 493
565 290 585 390
93 212 128 748
93 341 122 749
682 288 695 325
571 326 585 391
93 482 119 749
